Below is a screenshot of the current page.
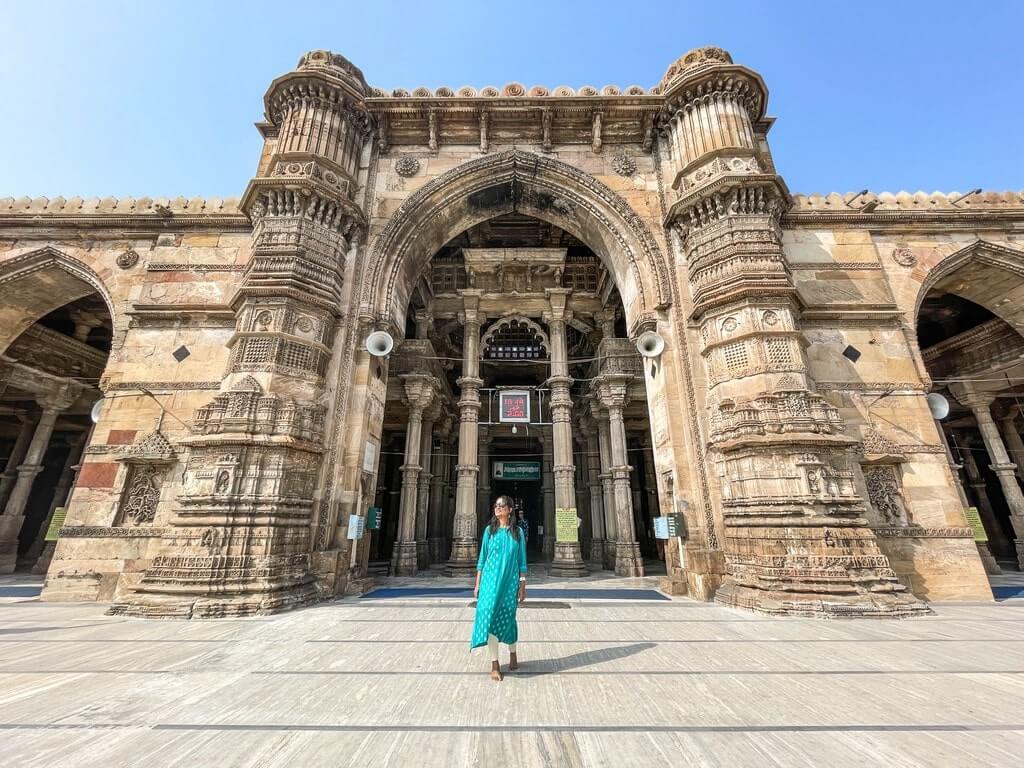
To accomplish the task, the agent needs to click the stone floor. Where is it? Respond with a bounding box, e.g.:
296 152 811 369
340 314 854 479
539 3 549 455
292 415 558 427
1 571 1024 767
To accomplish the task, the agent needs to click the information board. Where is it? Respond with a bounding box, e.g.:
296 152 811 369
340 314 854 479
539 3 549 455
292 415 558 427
44 507 67 542
964 506 988 543
555 508 579 542
492 461 541 481
347 514 366 540
654 514 683 539
499 390 531 423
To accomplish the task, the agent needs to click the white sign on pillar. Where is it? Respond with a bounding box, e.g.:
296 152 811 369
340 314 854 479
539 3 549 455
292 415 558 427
363 440 377 473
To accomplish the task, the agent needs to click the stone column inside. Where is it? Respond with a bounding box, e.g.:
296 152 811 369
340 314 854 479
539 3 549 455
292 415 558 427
545 288 587 576
415 403 439 570
597 376 644 576
584 415 606 568
540 430 555 559
393 375 435 576
641 435 661 561
26 431 86 571
595 406 618 570
0 415 37 510
998 406 1024 483
447 290 483 576
659 46 926 616
941 426 1001 574
957 433 1003 542
427 420 451 565
476 426 492 531
955 389 1024 567
0 388 77 574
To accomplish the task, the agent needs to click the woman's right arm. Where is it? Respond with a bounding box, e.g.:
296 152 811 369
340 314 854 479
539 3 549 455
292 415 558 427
474 528 489 597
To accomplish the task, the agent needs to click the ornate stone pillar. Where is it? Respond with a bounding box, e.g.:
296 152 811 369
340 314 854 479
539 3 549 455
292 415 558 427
447 290 483 575
415 402 439 569
595 407 617 570
540 431 555 559
660 46 924 616
0 388 78 573
476 426 492 531
546 289 587 576
955 390 1024 567
584 419 606 568
597 376 644 576
114 51 374 617
998 407 1024 483
26 432 86 571
0 415 37 510
393 375 435 576
427 420 451 564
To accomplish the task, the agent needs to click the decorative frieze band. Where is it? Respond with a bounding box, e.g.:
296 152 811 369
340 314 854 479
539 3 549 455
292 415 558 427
814 381 926 393
59 526 166 538
100 381 222 392
147 263 247 272
788 262 883 271
872 526 973 538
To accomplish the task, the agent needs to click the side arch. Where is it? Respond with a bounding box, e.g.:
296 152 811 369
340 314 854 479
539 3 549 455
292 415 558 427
0 246 118 355
360 150 672 330
914 239 1024 332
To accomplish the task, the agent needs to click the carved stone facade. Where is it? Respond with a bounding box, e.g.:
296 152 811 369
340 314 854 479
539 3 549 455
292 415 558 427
2 46 1017 616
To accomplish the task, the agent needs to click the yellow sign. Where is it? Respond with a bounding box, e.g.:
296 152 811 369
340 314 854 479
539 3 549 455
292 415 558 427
964 507 988 543
44 507 68 542
555 508 578 542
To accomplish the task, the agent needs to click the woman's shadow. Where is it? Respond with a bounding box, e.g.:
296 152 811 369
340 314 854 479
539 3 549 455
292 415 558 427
511 642 657 677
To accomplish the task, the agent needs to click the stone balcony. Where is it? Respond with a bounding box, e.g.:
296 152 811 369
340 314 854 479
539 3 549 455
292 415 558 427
588 338 643 380
922 318 1024 380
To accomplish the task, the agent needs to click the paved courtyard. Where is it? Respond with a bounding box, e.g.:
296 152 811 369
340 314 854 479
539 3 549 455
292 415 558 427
2 571 1024 767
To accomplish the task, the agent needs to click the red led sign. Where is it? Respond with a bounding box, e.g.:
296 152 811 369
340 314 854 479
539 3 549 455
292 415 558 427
499 390 531 423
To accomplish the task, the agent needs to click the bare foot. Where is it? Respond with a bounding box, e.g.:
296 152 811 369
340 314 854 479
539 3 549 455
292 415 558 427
490 662 503 682
509 653 519 671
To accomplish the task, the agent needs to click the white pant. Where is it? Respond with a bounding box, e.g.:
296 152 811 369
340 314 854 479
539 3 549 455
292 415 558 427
487 633 517 662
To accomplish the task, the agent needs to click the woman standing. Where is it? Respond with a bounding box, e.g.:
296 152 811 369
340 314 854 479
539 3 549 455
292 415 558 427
471 495 527 681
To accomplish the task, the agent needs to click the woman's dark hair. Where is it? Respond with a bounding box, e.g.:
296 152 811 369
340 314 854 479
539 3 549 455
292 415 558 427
488 494 520 540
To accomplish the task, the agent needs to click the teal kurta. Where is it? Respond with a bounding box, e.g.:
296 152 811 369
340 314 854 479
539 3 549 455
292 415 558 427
470 525 527 649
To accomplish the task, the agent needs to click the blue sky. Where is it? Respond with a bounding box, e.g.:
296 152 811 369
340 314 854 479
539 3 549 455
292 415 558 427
2 1 1020 197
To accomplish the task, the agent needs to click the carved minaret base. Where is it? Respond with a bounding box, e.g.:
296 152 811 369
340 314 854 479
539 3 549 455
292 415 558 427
112 50 373 618
660 47 928 618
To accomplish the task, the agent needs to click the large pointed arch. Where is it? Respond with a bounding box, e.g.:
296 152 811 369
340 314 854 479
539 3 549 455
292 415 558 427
915 239 1024 335
360 150 673 330
0 246 117 355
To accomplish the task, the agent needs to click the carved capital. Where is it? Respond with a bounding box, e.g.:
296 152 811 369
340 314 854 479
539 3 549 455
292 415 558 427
400 374 437 412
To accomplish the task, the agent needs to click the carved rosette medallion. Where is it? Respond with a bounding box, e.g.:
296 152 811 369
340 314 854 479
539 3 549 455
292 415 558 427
116 249 139 269
395 156 421 177
611 151 637 177
892 247 917 267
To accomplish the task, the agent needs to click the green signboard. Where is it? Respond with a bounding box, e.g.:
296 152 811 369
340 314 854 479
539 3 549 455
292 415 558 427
44 507 67 542
964 506 988 543
555 508 579 542
492 461 541 481
366 506 382 531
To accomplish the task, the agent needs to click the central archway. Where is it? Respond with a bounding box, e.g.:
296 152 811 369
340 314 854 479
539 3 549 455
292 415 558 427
347 149 710 586
360 150 673 331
